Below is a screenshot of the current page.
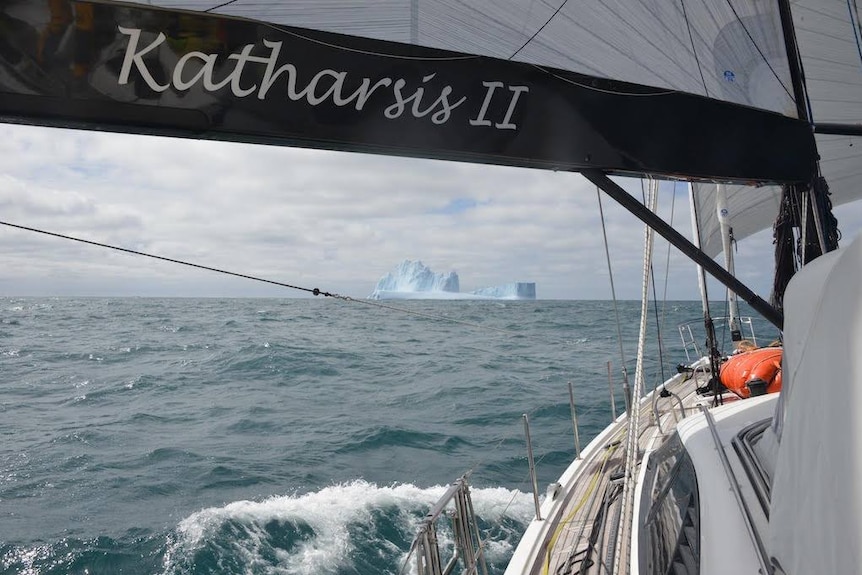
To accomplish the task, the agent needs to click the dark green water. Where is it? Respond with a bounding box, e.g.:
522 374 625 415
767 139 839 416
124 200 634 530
0 298 776 574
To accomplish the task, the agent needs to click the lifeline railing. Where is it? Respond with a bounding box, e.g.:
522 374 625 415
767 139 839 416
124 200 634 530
413 475 489 575
678 315 759 362
410 378 621 575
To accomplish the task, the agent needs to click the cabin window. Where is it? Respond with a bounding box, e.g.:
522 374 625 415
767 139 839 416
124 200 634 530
639 433 700 575
732 419 774 516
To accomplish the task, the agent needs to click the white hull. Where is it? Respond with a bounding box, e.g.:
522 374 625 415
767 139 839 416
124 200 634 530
502 233 862 574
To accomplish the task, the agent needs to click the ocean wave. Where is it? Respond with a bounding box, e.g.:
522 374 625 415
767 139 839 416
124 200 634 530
162 480 532 575
334 426 474 454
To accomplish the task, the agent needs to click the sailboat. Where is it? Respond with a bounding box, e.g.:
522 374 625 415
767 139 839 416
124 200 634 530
1 1 861 574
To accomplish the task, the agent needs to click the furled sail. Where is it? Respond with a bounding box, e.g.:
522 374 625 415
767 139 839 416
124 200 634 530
692 182 782 259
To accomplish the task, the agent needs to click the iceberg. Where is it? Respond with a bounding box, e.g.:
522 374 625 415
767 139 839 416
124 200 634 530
371 260 460 294
369 260 536 300
470 283 537 299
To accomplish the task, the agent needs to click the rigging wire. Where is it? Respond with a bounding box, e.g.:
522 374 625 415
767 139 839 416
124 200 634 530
724 0 795 102
849 0 862 72
656 183 678 387
688 185 723 407
508 0 570 60
639 179 667 388
595 186 632 413
0 220 521 336
2 220 634 403
614 176 658 575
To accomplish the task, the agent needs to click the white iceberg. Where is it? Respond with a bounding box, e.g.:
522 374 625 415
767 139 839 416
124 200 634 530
369 260 536 300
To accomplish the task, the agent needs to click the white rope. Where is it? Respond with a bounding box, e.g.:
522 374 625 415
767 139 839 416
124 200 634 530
613 177 658 574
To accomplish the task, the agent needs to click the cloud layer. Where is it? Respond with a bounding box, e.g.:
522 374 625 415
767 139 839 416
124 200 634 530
1 123 859 300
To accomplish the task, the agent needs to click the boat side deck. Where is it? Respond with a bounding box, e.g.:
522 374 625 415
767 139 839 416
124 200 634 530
516 366 710 575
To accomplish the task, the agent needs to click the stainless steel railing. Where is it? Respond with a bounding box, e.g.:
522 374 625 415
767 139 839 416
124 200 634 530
412 476 489 575
678 315 760 362
410 376 632 575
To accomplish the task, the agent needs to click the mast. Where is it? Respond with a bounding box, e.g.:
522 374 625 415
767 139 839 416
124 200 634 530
777 0 811 125
772 0 839 309
716 184 742 346
688 182 724 402
688 184 710 321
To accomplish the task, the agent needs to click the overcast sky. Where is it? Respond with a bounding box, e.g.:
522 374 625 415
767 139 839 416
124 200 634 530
1 122 860 301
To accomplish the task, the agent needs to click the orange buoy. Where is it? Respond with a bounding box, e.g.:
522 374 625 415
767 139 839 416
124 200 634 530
719 347 783 398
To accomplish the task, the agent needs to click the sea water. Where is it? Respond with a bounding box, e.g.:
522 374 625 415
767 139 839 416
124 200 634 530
0 297 777 574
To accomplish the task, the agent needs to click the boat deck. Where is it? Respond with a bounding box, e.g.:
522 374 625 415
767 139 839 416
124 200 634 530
535 367 709 575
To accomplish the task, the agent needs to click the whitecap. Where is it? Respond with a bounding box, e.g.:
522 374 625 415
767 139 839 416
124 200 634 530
162 480 532 575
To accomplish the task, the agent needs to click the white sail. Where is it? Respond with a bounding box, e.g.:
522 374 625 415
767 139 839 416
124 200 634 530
692 0 862 257
794 0 862 124
690 183 782 258
145 0 796 113
138 0 859 259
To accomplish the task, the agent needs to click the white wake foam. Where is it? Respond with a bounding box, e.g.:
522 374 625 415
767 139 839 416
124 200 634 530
163 480 533 575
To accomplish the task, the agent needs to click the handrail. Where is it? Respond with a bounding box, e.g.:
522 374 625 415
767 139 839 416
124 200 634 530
679 315 760 361
651 386 687 434
699 405 772 575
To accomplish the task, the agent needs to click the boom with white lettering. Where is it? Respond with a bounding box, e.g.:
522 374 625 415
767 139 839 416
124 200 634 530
116 27 527 130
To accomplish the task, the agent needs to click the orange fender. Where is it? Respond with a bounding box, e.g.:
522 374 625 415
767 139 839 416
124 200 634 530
719 347 783 398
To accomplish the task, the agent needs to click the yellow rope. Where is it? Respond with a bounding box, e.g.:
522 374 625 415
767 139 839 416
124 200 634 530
541 428 625 575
